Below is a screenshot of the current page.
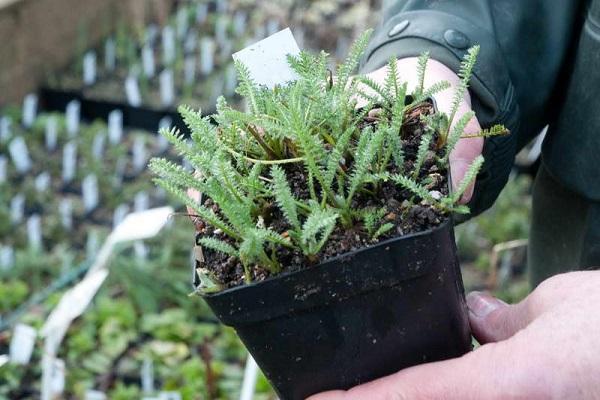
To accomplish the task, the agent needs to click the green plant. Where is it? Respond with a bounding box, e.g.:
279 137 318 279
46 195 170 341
151 30 507 290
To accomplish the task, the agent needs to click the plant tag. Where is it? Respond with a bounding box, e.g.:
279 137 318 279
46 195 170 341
8 137 32 174
141 356 154 393
85 390 107 400
0 245 15 271
62 141 77 184
134 191 150 212
35 172 51 192
199 37 215 75
219 39 233 62
125 76 142 107
108 110 124 144
132 136 148 172
215 16 228 44
142 45 156 78
134 241 148 261
86 230 99 260
195 3 208 23
184 56 196 85
59 199 72 230
159 69 175 107
0 156 6 183
176 7 188 39
105 38 116 71
10 194 25 224
233 11 247 36
112 204 129 228
0 116 11 143
83 51 97 85
224 64 237 96
22 93 38 128
111 206 173 243
232 28 300 89
159 392 182 400
184 30 197 54
157 117 171 152
66 100 81 138
82 174 99 213
216 0 228 13
92 131 106 160
9 324 36 365
27 214 42 251
45 116 58 151
162 26 176 65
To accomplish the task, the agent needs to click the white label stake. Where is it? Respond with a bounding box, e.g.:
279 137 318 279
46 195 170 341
232 28 300 89
62 141 77 184
162 26 176 65
82 174 99 213
66 100 81 137
125 76 142 107
22 93 38 128
108 110 124 144
45 116 58 151
83 51 97 85
9 324 37 365
142 45 156 78
8 137 32 174
159 69 175 107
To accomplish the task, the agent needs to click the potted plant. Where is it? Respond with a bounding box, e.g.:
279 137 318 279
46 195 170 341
150 31 507 400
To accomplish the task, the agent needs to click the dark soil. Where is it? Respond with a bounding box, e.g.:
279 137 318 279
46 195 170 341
195 102 449 288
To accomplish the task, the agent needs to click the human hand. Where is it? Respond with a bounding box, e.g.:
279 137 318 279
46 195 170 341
358 58 483 203
308 271 600 400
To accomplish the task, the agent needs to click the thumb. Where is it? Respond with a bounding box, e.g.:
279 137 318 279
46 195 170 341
466 291 534 344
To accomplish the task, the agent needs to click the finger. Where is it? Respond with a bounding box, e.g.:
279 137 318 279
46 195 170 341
307 346 506 400
467 291 534 344
449 134 483 204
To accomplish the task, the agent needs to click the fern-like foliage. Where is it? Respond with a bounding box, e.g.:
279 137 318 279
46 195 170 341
151 32 507 290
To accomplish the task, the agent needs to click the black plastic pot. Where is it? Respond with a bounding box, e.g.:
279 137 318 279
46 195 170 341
199 218 472 400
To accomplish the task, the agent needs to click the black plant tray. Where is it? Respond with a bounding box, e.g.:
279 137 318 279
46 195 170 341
39 87 201 137
200 218 472 400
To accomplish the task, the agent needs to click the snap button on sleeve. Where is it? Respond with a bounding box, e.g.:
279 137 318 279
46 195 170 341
388 20 410 37
443 29 470 49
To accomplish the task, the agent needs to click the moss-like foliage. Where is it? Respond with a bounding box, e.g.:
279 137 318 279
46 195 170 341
150 30 508 289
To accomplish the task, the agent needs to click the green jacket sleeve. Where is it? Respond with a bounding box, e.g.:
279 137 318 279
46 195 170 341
360 0 585 216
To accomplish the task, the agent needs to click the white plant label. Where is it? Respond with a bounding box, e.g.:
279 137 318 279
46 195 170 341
105 38 116 71
43 356 65 398
112 204 129 228
83 51 97 85
66 100 81 138
176 7 188 39
34 172 51 192
27 214 42 251
92 131 106 160
142 45 156 78
134 241 148 261
145 24 159 45
219 39 233 62
108 109 124 144
233 11 247 36
134 191 150 212
159 69 175 107
215 16 228 44
195 3 208 24
184 31 197 54
0 156 6 183
22 93 38 128
86 230 99 260
0 116 11 143
132 136 148 173
216 0 228 13
45 116 58 151
85 390 107 400
232 28 300 89
10 194 25 224
111 206 173 243
224 64 237 96
82 174 99 213
141 357 154 393
125 76 142 107
9 324 37 365
0 245 14 271
59 199 73 230
62 141 77 184
184 56 196 85
200 37 215 75
157 117 171 152
8 136 32 174
162 26 176 65
159 392 182 400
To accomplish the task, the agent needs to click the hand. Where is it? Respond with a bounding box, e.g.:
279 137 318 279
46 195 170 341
358 58 483 203
308 271 600 400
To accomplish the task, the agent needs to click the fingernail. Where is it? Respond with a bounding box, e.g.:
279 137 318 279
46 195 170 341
466 292 507 318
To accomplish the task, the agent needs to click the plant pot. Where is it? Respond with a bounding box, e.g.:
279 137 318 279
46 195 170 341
198 218 472 400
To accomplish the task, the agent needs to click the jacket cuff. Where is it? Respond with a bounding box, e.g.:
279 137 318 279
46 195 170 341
360 10 519 217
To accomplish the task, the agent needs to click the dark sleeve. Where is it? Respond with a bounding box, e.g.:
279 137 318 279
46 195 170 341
360 0 584 217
